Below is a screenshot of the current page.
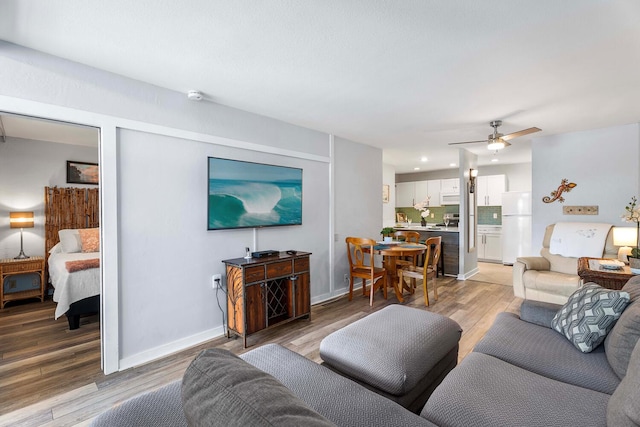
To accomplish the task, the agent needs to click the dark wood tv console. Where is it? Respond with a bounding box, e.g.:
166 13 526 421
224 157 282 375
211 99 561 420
222 251 311 347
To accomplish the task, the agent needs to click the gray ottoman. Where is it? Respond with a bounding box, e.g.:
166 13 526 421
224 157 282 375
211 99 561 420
319 304 462 413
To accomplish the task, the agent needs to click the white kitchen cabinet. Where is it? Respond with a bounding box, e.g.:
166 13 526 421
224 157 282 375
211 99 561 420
478 226 502 262
396 182 415 207
440 178 460 194
414 181 429 205
427 180 441 207
397 180 439 207
477 174 506 206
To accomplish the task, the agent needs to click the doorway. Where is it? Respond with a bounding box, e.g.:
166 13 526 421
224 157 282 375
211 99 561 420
0 112 102 413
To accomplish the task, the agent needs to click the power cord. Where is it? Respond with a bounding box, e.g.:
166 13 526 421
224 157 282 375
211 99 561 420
214 277 227 335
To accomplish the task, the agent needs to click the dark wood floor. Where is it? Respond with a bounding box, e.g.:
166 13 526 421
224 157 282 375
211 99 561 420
0 269 520 426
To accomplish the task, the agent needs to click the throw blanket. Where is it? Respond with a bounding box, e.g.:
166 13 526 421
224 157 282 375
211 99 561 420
65 258 100 273
549 222 612 258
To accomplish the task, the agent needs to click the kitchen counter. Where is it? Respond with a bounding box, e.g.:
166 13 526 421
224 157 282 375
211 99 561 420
395 226 459 233
395 226 459 276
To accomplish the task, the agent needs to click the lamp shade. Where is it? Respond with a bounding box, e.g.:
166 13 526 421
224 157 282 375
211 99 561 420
9 212 34 229
613 227 637 247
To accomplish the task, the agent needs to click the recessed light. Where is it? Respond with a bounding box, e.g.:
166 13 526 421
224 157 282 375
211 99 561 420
449 163 457 167
421 157 428 162
491 158 499 162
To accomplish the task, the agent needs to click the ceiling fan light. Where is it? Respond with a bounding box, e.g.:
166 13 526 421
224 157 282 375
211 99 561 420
487 140 505 150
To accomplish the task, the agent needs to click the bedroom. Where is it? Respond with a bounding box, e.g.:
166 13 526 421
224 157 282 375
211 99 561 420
0 114 102 398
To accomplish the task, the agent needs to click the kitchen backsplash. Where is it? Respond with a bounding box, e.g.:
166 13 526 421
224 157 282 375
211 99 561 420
478 206 502 225
395 206 459 224
395 205 502 225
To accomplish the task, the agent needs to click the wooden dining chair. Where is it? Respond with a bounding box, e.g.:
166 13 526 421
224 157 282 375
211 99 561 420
397 236 442 306
345 237 387 306
392 230 421 272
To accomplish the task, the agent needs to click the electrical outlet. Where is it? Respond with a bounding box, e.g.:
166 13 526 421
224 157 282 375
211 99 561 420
212 274 222 289
493 213 498 219
430 213 434 218
344 273 349 283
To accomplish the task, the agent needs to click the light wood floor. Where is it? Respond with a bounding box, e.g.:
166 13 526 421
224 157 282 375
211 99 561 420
0 264 521 427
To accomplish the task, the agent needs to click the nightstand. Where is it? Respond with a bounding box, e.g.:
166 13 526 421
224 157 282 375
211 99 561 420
0 256 46 309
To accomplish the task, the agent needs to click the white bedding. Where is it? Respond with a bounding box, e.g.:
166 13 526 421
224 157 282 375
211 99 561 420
48 251 100 319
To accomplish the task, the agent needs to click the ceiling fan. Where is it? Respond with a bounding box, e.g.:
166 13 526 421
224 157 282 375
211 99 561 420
448 120 541 150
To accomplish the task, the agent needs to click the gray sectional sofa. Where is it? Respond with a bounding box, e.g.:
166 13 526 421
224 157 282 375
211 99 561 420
92 278 640 427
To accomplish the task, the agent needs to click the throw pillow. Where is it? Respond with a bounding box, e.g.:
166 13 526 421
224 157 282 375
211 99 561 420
552 283 630 353
182 348 335 427
58 229 81 253
78 228 100 253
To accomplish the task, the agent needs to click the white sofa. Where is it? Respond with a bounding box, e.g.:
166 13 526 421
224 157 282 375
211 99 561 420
513 223 618 304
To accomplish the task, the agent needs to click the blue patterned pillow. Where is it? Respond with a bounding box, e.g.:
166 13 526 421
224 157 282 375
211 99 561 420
552 283 630 353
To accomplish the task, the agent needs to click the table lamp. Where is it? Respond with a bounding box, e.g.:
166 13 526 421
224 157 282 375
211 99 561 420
9 211 34 259
613 226 637 264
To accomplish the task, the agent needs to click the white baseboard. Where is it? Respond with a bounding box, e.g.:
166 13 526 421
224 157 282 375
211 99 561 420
119 326 224 371
458 267 479 280
119 284 363 371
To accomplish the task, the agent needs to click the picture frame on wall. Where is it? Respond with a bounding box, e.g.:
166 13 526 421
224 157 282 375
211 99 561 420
66 161 99 185
382 184 390 203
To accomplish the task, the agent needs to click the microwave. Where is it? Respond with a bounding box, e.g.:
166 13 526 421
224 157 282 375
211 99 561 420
440 192 460 205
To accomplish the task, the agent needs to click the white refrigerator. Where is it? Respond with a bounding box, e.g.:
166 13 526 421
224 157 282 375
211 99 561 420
501 191 532 265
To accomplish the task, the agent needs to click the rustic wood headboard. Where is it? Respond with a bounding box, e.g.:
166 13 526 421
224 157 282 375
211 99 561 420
44 187 100 258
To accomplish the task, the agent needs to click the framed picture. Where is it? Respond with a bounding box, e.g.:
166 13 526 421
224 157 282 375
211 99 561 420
382 184 390 203
66 161 99 185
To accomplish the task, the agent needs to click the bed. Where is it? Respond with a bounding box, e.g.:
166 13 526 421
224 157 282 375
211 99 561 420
45 187 100 330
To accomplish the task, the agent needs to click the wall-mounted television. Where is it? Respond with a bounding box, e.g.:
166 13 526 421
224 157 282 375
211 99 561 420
208 157 303 230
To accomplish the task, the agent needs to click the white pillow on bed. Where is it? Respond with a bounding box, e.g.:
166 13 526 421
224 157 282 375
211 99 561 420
49 242 63 254
58 229 82 253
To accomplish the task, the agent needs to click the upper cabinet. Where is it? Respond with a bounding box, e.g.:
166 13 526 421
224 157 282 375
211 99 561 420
397 180 442 207
414 180 441 207
396 182 416 207
477 174 506 206
397 175 506 207
427 180 441 207
440 178 460 194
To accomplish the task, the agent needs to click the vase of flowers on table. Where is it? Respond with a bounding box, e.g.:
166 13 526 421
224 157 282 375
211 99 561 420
622 196 640 271
414 197 431 227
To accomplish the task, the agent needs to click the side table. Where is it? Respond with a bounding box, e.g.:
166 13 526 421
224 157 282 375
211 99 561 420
577 257 634 290
0 257 46 308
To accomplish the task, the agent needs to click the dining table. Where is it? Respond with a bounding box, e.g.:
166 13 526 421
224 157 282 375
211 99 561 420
369 241 427 303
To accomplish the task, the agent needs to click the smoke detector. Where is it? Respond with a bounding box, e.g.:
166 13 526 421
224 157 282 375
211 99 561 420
187 90 203 101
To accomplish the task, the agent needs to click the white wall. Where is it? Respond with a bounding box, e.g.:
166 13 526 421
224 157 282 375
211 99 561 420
0 42 381 369
333 137 383 295
382 163 396 227
117 130 331 359
531 123 640 250
0 137 97 259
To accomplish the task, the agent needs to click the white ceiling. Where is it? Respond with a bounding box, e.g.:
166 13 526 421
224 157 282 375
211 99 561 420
1 1 639 173
0 114 99 147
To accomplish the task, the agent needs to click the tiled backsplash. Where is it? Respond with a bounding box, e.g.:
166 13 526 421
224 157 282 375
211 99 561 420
395 206 459 224
395 205 501 225
478 206 502 225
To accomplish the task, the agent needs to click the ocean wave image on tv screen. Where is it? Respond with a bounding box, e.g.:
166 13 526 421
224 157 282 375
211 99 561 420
208 158 302 229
